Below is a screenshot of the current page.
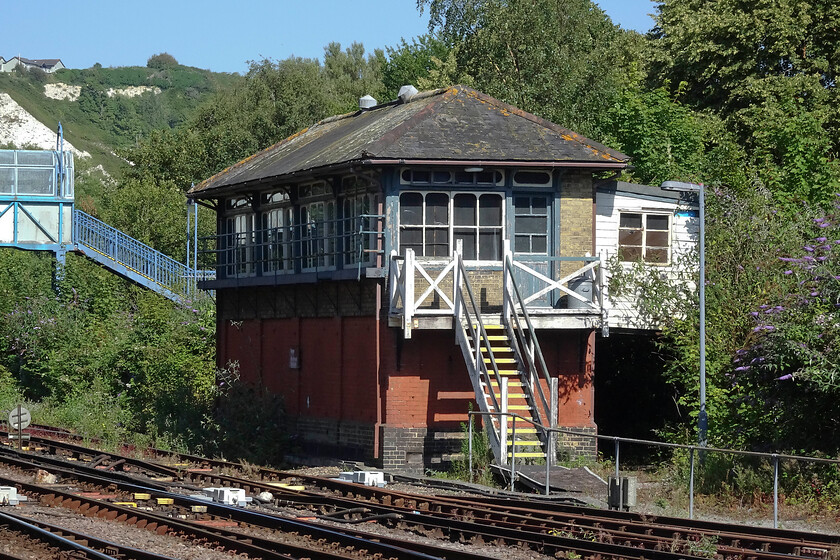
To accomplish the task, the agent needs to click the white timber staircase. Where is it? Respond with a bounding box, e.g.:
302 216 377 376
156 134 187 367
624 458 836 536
452 246 558 468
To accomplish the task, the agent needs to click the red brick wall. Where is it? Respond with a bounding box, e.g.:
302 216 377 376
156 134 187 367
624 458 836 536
538 329 596 428
379 327 478 429
219 316 380 424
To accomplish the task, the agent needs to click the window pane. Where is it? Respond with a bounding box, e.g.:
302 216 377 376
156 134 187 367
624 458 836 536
515 235 531 253
432 171 451 183
17 168 53 194
476 171 494 184
619 230 643 245
531 197 548 214
426 193 449 225
479 230 502 260
400 192 423 225
401 169 412 182
646 231 669 248
514 197 530 215
620 213 643 228
454 229 477 260
647 215 669 230
454 171 473 183
514 170 551 185
531 236 547 254
479 194 502 226
0 168 13 194
426 228 449 256
619 246 642 261
516 216 546 234
412 170 430 183
453 193 476 226
646 248 668 263
401 228 422 255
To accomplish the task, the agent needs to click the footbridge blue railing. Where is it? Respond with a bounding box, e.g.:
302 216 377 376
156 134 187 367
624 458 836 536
72 209 212 303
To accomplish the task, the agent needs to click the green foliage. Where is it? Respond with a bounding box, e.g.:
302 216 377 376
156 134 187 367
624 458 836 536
125 45 384 190
147 52 179 69
383 34 452 97
649 0 840 202
444 413 496 486
419 0 643 138
0 252 218 450
604 86 749 188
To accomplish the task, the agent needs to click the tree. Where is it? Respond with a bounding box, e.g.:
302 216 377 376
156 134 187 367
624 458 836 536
383 34 452 98
147 53 179 69
649 0 840 202
418 0 643 139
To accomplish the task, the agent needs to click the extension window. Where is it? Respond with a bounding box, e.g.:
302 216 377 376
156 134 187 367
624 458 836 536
618 212 670 264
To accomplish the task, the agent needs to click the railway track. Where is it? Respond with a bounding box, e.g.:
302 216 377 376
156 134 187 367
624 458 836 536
1 427 839 560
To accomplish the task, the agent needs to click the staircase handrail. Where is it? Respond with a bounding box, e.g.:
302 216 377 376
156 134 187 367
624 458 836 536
455 255 505 411
503 252 552 427
452 248 504 463
73 209 198 300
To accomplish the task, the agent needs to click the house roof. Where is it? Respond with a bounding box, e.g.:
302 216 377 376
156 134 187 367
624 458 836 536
17 57 63 68
597 180 699 205
189 85 630 198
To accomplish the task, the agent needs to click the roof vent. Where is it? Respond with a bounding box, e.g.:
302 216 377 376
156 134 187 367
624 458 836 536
398 85 418 103
359 95 377 110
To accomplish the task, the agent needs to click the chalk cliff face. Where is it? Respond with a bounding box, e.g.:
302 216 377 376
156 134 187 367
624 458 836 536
0 93 89 156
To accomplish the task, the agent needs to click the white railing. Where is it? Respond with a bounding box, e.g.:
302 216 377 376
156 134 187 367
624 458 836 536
388 248 607 337
388 250 458 338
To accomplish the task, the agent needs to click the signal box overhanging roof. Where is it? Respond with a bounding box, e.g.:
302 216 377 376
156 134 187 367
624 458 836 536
188 85 630 198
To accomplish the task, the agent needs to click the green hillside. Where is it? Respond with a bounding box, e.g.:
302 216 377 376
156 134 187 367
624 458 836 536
0 58 242 175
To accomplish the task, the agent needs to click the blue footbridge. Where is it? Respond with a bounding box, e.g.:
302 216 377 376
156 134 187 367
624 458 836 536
0 131 211 304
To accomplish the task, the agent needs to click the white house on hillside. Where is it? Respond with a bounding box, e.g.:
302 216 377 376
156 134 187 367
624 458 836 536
1 56 65 73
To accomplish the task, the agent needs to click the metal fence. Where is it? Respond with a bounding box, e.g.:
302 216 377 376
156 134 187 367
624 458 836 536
467 411 840 528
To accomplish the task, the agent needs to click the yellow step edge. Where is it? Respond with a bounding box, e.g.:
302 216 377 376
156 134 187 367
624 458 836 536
507 440 543 446
490 382 523 387
507 452 545 458
484 358 517 364
506 428 537 433
506 404 531 410
493 393 527 399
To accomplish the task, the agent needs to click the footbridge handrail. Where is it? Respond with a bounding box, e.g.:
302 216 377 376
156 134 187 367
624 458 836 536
72 209 209 302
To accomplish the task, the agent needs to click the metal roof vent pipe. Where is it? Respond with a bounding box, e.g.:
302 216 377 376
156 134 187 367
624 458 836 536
359 95 377 110
398 85 418 103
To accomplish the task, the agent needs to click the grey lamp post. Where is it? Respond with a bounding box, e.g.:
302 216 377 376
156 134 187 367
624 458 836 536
661 180 707 447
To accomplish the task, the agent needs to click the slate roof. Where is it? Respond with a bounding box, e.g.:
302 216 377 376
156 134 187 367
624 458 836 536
189 85 630 198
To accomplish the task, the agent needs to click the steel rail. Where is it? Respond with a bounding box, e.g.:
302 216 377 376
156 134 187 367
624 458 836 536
16 429 840 559
0 447 700 560
0 509 119 560
0 510 180 560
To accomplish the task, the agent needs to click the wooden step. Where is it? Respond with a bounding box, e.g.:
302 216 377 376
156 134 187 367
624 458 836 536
507 440 543 447
489 381 523 387
484 357 516 364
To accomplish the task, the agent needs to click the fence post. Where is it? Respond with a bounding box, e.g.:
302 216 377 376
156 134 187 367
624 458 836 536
500 377 509 466
468 413 474 484
453 242 462 327
773 454 779 529
689 446 695 519
510 415 517 492
549 377 558 467
404 248 415 338
502 240 511 319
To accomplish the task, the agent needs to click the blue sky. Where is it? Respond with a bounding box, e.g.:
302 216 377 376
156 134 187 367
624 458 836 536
1 1 656 74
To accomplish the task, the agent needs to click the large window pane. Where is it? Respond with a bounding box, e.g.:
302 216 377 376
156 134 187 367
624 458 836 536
479 194 502 226
400 192 422 225
454 229 477 260
620 213 643 229
479 230 502 260
426 193 449 225
453 193 476 226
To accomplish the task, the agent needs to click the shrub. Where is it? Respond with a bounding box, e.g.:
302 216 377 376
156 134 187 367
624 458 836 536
147 53 178 69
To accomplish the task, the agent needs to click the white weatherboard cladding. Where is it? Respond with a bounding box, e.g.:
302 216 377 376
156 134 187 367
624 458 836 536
596 188 698 330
